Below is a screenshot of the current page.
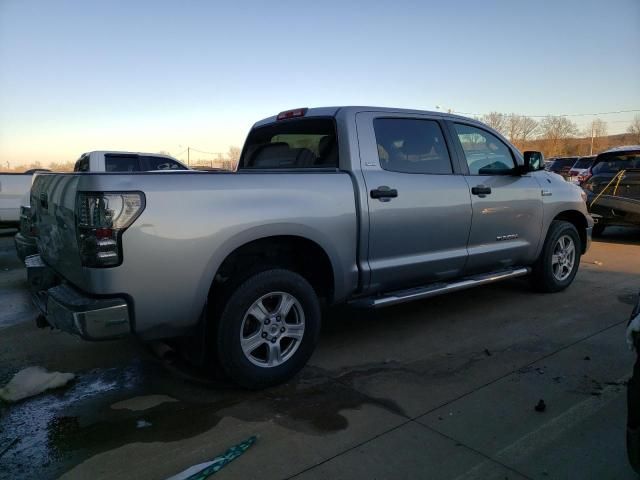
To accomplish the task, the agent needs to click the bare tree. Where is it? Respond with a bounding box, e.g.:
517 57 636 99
480 111 507 135
519 116 539 144
584 118 608 154
505 114 523 143
226 146 241 169
628 115 640 144
538 116 579 156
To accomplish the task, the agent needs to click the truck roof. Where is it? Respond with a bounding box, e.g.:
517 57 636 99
252 106 480 128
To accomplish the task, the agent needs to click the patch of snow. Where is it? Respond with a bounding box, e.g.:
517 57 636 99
166 460 217 480
0 366 75 403
111 394 178 411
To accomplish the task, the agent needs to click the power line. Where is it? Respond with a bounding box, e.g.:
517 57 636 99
189 147 224 156
453 108 640 118
172 148 188 159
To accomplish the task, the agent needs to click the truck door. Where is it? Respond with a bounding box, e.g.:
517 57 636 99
356 112 472 293
447 121 543 274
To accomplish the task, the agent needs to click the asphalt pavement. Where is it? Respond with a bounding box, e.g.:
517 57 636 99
0 227 639 479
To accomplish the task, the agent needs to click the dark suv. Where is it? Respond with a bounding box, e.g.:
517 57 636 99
582 146 640 235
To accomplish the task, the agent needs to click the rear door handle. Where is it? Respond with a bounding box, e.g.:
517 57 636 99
370 186 398 200
471 185 492 196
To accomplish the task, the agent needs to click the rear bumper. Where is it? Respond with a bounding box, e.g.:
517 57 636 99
26 255 131 340
14 232 38 262
588 194 640 226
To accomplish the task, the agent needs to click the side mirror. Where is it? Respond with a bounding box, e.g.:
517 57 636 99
523 151 544 173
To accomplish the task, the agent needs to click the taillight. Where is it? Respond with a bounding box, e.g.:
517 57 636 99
577 169 592 185
76 192 145 267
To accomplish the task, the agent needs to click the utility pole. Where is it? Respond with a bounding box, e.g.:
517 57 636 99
590 122 595 156
187 147 190 166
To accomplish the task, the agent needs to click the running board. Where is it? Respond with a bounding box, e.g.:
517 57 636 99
350 267 531 309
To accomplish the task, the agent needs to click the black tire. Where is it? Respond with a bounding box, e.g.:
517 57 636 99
532 220 581 293
592 223 606 237
215 269 321 389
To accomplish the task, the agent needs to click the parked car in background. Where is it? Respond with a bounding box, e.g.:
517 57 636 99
627 290 640 474
72 150 188 172
548 157 579 179
14 151 187 261
26 106 593 388
568 155 596 184
0 169 50 228
582 145 640 236
544 157 557 171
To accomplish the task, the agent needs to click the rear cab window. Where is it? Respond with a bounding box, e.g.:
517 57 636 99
593 152 640 174
373 118 453 174
240 118 338 169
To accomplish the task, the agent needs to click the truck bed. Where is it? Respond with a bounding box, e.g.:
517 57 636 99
31 170 359 339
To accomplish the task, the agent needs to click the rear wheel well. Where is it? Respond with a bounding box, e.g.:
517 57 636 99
552 211 588 253
210 236 335 305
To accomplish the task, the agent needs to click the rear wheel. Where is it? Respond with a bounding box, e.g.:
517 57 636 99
532 220 581 293
215 269 321 389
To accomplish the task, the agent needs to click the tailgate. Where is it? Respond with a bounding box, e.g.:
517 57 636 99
31 174 85 284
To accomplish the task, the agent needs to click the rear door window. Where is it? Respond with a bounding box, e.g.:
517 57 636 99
105 155 141 172
240 118 338 169
373 118 453 174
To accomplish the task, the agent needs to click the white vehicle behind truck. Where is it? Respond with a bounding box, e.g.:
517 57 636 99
0 169 49 227
14 151 187 260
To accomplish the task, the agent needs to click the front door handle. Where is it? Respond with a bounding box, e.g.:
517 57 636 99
471 185 492 196
370 186 398 200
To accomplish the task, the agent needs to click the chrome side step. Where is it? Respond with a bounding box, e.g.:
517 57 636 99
351 267 531 309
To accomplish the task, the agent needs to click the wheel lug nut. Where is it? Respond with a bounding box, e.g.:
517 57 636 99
264 319 270 325
271 338 277 343
261 332 267 338
280 327 285 333
276 315 281 321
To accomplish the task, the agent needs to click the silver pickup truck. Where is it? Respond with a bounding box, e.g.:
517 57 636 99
27 106 593 388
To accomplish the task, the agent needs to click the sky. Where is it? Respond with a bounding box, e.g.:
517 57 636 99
1 0 639 167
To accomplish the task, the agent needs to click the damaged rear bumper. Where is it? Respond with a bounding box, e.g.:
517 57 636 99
589 195 640 227
26 254 131 340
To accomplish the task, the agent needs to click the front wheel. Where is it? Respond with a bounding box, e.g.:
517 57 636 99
215 269 321 389
532 220 581 293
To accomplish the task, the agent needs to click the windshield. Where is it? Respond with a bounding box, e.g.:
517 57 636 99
592 153 640 174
